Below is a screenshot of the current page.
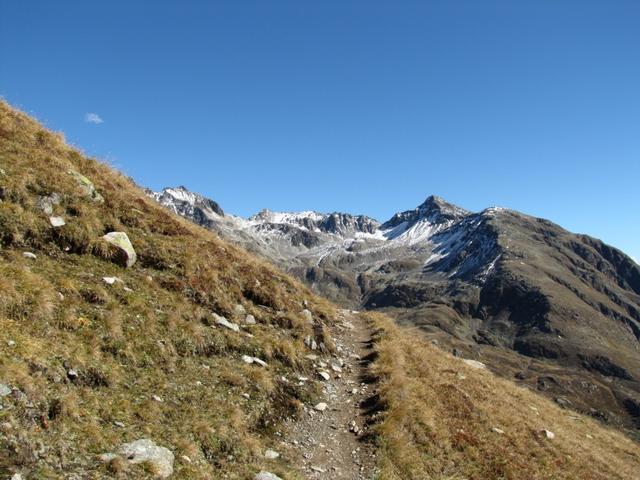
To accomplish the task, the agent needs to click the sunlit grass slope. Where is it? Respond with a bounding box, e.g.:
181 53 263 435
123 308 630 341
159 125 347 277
0 100 336 479
366 312 640 480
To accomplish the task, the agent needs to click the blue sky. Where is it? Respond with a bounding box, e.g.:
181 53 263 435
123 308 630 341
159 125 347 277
1 1 639 260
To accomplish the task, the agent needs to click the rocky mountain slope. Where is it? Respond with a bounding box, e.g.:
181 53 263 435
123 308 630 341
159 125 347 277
152 187 640 436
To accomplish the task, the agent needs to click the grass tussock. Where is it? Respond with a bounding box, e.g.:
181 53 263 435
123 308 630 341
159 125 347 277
365 312 640 480
0 100 337 479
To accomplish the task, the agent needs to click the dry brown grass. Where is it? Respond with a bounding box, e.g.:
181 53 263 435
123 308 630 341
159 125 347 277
0 100 335 479
365 312 640 480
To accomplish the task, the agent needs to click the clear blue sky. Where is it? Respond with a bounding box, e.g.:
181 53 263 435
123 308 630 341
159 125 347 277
1 1 639 260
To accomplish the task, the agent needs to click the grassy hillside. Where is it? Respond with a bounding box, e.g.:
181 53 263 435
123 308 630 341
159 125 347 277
0 100 337 479
366 312 640 480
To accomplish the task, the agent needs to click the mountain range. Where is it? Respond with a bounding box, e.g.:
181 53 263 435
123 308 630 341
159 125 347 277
150 185 640 435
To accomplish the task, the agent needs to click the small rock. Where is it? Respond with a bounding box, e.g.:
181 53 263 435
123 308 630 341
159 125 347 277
102 276 121 285
244 314 256 325
7 340 16 347
213 313 240 332
241 355 268 367
98 452 118 462
349 420 360 434
37 192 61 215
152 395 163 402
542 429 555 439
264 449 280 459
314 402 328 412
115 438 174 478
301 309 313 323
241 393 250 399
67 369 79 380
56 292 64 301
491 427 505 434
180 455 192 463
22 252 37 260
317 370 330 381
462 359 486 370
0 384 12 397
254 472 282 480
331 364 342 373
102 232 137 268
68 170 104 203
311 466 326 473
113 421 125 428
304 335 318 350
11 474 23 480
49 216 66 227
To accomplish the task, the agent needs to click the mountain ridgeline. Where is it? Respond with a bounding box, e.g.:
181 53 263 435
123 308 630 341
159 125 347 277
151 186 640 435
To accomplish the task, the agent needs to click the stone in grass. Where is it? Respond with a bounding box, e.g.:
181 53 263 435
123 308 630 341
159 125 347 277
314 402 328 412
0 384 12 397
102 232 137 268
244 314 256 325
301 309 313 323
254 472 283 480
317 370 331 381
68 170 104 203
37 193 61 215
264 449 280 459
101 439 174 479
22 252 37 260
213 313 240 332
462 359 486 370
541 429 555 439
49 216 66 227
241 355 268 367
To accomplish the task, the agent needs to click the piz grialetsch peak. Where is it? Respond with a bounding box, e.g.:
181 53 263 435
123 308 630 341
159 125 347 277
151 186 640 436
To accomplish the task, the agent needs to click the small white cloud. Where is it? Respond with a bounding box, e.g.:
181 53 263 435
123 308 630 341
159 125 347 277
84 112 103 124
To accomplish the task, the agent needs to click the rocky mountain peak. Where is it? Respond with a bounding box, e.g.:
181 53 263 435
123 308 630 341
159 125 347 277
381 194 469 230
418 195 469 220
150 186 225 228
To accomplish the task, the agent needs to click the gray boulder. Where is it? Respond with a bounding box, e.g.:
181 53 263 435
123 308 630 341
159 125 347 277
102 232 137 268
115 438 174 478
68 170 104 203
